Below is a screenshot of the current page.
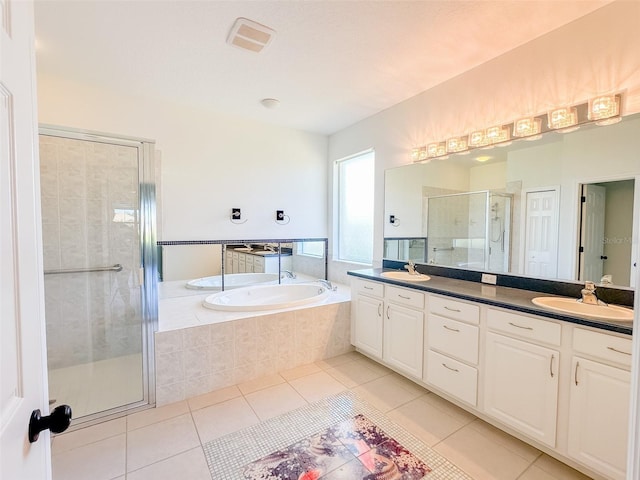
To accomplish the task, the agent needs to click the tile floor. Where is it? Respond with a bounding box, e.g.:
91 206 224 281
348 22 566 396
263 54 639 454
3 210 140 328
51 352 592 480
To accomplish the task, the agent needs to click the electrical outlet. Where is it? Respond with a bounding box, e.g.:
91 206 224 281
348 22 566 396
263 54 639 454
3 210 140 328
232 208 241 220
389 215 395 224
276 210 285 221
481 273 497 285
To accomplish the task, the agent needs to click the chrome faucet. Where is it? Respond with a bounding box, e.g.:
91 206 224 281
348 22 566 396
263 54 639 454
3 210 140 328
579 281 605 305
317 279 337 291
282 270 297 279
404 261 418 275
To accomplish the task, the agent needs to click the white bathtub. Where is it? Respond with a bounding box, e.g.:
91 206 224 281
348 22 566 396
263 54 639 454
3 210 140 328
202 283 329 311
185 272 279 290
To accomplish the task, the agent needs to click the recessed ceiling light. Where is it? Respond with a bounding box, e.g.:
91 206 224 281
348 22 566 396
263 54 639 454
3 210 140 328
227 18 275 53
260 98 280 109
475 155 492 162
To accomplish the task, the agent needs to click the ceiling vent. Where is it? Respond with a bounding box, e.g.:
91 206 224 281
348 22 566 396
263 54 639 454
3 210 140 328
226 17 275 53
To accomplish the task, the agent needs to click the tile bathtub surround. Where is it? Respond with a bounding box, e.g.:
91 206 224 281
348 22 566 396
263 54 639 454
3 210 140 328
155 301 352 405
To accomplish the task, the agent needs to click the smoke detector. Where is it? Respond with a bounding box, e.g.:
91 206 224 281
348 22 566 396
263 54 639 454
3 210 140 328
227 17 275 53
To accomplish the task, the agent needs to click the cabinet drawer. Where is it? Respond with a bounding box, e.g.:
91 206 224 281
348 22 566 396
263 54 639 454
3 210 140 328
428 314 479 365
429 295 479 325
386 285 425 309
487 308 561 346
573 328 632 368
353 278 384 297
425 350 478 406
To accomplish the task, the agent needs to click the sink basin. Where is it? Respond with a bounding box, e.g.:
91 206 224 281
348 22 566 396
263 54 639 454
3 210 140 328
532 297 634 322
250 250 277 256
380 271 431 282
234 247 253 252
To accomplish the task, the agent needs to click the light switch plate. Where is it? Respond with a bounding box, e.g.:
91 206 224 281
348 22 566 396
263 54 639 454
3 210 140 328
481 273 497 285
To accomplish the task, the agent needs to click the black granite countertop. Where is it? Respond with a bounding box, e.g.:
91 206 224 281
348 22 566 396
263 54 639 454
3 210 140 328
348 268 634 336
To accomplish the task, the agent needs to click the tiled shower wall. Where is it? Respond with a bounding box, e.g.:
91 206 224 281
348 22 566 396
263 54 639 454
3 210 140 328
154 301 352 405
39 135 142 369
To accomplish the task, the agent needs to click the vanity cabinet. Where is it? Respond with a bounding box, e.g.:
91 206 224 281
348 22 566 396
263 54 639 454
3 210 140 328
424 295 480 406
567 328 632 480
484 309 560 448
352 279 384 358
383 286 424 379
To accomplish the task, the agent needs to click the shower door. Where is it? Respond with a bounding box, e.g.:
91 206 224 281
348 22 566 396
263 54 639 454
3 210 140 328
39 127 157 421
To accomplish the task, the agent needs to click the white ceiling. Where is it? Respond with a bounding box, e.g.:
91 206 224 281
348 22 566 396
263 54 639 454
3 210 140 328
34 1 612 135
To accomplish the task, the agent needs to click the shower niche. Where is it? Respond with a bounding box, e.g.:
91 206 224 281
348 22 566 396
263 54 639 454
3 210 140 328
426 191 512 272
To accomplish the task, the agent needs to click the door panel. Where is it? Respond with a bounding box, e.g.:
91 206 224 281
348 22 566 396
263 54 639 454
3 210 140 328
524 189 559 278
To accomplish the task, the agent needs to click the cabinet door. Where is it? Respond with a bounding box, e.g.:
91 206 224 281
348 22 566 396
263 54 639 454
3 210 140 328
383 303 424 378
568 356 629 480
354 294 383 359
484 332 559 447
239 254 246 273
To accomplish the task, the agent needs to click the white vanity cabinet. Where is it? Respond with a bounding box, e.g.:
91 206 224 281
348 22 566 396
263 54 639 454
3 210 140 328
424 295 480 406
383 286 425 379
484 308 560 448
351 278 385 358
567 328 632 480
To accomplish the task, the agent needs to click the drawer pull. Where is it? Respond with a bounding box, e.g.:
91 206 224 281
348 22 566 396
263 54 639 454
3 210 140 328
607 346 631 356
398 294 411 300
364 286 374 290
550 354 555 378
443 325 460 333
442 363 459 373
444 306 461 312
574 361 580 386
508 322 533 331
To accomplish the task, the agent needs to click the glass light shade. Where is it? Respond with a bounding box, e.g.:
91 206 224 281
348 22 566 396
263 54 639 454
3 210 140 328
410 148 421 162
486 125 510 144
446 136 468 153
468 130 489 148
513 117 542 137
418 146 428 161
588 95 620 121
548 107 578 130
427 142 447 158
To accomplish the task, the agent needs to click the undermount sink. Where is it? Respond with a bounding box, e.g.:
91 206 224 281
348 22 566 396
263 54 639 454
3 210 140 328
532 297 634 322
380 271 431 282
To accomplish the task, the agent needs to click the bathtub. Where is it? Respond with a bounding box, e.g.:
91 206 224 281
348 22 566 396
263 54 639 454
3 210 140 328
185 272 279 290
202 283 329 311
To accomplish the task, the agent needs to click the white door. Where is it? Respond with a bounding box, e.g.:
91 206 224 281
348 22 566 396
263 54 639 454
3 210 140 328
580 184 606 282
1 1 52 479
523 189 559 278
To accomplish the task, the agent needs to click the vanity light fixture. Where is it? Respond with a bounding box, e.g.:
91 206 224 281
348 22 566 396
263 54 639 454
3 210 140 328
446 136 468 154
589 94 621 125
548 106 579 132
427 142 447 158
410 148 421 162
468 129 490 148
486 125 510 144
513 117 542 138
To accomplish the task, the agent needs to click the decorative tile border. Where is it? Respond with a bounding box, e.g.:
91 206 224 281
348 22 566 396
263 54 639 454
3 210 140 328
203 391 471 480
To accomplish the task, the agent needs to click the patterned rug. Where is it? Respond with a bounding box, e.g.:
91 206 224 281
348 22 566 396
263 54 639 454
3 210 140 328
203 391 471 479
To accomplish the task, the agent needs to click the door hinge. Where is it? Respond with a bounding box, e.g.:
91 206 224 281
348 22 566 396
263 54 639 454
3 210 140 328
579 246 584 253
580 196 586 203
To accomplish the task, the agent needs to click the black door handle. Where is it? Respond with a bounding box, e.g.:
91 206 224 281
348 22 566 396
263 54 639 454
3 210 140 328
600 256 608 260
29 405 72 443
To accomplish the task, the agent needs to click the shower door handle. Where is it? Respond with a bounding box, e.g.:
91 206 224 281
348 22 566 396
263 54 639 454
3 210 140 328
28 405 72 443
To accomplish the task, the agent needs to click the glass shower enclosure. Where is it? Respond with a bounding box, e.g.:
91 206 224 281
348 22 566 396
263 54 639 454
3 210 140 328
39 126 157 422
427 191 512 272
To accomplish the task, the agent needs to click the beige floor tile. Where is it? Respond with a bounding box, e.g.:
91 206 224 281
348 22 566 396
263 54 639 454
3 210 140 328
420 392 477 424
386 395 472 446
351 374 424 412
52 434 125 480
52 417 126 455
468 419 541 462
289 370 348 402
352 356 394 377
316 351 363 369
433 423 533 480
244 383 307 421
279 362 323 381
237 373 285 395
518 465 561 480
187 385 241 411
126 413 200 472
533 454 593 479
324 360 387 388
127 400 189 431
127 447 211 480
192 396 260 443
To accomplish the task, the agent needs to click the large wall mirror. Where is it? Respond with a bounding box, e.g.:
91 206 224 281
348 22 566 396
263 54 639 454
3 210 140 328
158 239 328 299
384 113 640 288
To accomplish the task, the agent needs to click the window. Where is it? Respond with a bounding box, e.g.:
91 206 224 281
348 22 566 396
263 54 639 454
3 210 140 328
336 150 374 264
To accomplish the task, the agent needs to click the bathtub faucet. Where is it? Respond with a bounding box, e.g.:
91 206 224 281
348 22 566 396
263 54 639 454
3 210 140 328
282 270 297 279
317 279 337 291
